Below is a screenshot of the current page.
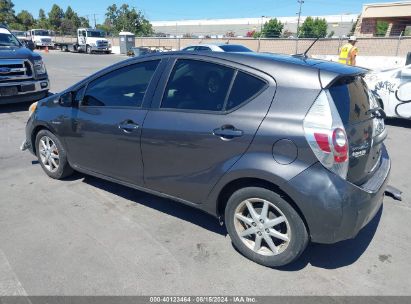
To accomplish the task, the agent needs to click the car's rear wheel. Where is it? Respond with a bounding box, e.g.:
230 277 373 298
225 187 308 267
35 130 73 179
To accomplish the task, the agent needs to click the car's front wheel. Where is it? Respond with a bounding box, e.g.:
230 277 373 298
225 187 308 267
86 45 92 54
35 130 73 179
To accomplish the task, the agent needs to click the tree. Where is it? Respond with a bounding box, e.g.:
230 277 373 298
298 17 328 38
36 8 49 29
0 0 16 25
61 6 81 34
65 6 75 20
78 16 90 28
327 30 335 38
261 18 283 38
48 4 64 30
246 30 256 37
16 10 34 30
376 20 389 37
282 29 294 38
349 16 359 36
104 3 153 36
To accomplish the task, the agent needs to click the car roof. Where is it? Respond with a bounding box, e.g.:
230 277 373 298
73 51 366 92
144 51 365 73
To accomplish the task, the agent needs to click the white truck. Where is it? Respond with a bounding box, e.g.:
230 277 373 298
28 29 54 49
54 28 111 54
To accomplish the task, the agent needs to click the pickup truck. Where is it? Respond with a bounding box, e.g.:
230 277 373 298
0 26 50 105
54 28 111 54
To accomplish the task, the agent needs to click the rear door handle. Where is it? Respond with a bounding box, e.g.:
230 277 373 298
213 125 243 139
118 120 139 133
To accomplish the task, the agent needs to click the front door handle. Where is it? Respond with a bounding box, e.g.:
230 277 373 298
119 120 139 133
213 125 243 140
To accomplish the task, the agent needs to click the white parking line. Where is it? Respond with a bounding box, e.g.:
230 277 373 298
0 249 28 297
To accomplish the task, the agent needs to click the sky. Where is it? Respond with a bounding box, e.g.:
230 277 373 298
13 0 396 24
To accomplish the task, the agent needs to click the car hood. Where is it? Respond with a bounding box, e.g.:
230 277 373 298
0 46 41 61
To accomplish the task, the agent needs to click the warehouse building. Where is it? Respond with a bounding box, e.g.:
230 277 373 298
152 14 358 38
355 1 411 37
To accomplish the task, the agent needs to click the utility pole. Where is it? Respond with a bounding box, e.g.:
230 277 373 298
295 0 304 53
93 14 97 29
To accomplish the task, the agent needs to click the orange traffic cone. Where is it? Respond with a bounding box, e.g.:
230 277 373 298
44 46 49 53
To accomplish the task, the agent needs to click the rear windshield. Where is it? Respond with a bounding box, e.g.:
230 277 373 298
219 45 252 52
329 76 371 125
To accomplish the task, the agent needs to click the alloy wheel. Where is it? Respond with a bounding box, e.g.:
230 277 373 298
38 136 60 173
233 198 291 256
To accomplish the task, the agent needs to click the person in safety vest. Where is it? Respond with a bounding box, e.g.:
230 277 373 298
339 36 358 66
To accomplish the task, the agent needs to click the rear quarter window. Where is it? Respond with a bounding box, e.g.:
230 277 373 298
226 71 267 110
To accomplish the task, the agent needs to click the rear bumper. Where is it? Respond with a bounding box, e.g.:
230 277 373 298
284 144 390 244
0 79 49 105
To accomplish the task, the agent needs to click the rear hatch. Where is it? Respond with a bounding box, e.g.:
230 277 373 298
328 75 386 185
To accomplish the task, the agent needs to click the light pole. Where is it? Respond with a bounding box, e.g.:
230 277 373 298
260 16 266 38
295 0 304 53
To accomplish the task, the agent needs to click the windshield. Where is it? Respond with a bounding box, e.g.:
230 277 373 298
87 31 105 38
219 45 253 52
0 33 21 47
33 30 50 36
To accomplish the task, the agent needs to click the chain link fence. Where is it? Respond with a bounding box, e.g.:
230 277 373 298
52 35 411 57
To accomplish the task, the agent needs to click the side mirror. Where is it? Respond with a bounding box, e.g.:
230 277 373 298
396 82 411 102
59 92 73 107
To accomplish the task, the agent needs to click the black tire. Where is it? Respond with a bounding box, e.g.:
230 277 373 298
86 45 92 54
35 129 73 180
225 187 309 267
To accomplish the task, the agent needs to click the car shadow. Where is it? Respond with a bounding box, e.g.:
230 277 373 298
0 102 32 113
277 205 383 271
385 118 411 129
76 173 227 236
64 171 382 269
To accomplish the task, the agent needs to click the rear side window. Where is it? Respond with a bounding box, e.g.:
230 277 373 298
226 71 266 110
329 76 371 125
162 59 235 111
82 60 159 107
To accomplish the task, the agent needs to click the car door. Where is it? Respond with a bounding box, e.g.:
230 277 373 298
65 59 164 185
141 57 276 204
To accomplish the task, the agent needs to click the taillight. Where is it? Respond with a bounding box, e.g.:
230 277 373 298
332 128 348 162
303 90 349 179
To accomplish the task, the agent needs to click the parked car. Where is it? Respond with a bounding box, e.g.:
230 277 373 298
21 51 390 267
0 26 49 105
181 44 253 52
365 64 411 119
127 47 156 57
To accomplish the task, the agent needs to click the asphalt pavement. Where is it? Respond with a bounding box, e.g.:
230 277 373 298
0 50 410 296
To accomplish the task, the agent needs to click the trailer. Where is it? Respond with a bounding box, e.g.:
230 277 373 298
54 28 111 54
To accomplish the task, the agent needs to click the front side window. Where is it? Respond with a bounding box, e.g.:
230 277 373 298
82 60 159 107
161 59 235 111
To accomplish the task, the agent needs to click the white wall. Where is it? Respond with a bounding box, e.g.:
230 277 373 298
312 55 406 70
